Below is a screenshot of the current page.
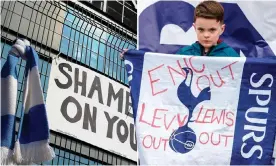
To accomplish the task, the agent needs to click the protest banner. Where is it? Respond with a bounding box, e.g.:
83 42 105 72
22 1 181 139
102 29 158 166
124 50 276 165
46 58 136 160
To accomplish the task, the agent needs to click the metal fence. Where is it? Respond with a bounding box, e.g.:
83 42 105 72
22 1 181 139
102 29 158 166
1 0 137 165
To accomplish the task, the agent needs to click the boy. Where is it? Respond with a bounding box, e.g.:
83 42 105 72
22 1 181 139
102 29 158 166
176 0 239 57
120 0 239 58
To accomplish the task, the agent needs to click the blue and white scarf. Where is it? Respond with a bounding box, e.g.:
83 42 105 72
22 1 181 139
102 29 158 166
1 39 55 164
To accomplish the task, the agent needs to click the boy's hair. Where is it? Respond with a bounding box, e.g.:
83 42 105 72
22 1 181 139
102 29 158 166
194 0 224 24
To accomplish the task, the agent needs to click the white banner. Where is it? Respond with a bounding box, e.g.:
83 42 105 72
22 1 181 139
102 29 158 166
124 50 276 165
46 58 136 161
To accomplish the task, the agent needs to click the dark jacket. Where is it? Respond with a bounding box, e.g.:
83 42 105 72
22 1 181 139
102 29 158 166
176 41 240 57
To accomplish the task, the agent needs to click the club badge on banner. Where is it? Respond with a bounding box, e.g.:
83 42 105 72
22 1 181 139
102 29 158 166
124 50 276 165
46 58 136 161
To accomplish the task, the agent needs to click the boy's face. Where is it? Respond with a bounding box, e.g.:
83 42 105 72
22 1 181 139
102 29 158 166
193 17 225 50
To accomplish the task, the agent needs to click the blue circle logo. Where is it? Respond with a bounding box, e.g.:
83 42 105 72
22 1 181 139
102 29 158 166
169 126 197 153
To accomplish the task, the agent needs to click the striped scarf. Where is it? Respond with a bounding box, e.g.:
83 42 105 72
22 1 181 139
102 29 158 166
1 39 55 164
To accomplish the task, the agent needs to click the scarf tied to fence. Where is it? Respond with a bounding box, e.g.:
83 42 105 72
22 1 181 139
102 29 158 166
1 39 55 164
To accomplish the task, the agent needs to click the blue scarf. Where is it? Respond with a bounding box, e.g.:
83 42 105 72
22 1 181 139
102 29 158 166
1 39 55 164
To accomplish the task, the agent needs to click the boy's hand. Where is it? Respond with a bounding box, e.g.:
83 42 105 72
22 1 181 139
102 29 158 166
120 49 128 60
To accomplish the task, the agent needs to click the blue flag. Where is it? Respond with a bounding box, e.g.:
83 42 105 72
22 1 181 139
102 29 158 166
138 1 276 57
